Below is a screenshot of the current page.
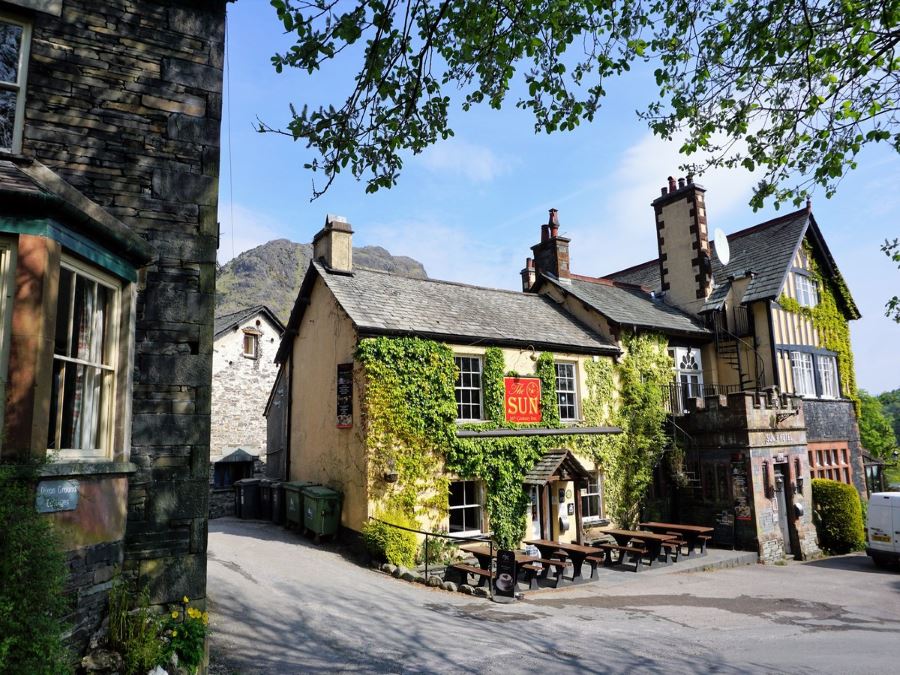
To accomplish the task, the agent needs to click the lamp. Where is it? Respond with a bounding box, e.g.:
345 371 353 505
384 458 399 483
794 457 804 494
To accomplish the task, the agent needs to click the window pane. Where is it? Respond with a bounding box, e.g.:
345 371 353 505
0 88 15 151
0 21 23 83
54 268 73 356
454 356 482 420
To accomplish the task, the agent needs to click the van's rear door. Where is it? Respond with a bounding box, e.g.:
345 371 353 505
867 494 895 552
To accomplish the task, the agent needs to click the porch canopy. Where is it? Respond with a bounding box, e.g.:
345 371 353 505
522 448 595 544
523 449 591 486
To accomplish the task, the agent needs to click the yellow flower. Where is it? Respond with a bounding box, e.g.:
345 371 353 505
172 630 177 637
202 611 209 625
171 611 179 619
183 596 190 604
188 607 200 619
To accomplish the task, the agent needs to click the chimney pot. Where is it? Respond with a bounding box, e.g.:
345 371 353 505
313 213 354 272
678 177 686 189
541 223 550 242
526 257 534 269
687 174 694 185
661 187 668 196
668 176 676 192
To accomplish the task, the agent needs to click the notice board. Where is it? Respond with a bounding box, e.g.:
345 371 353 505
336 363 353 428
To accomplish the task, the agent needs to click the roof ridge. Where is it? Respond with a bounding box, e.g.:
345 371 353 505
603 258 658 278
723 207 808 240
570 273 652 293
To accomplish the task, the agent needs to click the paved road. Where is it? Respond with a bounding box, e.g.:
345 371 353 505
207 518 900 674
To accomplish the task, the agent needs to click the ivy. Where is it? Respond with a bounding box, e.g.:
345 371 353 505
535 351 561 427
355 337 457 521
777 239 858 410
482 347 505 423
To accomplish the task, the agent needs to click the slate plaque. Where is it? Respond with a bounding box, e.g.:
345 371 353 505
336 363 353 428
35 479 79 513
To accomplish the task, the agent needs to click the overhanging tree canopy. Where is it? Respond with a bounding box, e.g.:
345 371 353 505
266 0 900 208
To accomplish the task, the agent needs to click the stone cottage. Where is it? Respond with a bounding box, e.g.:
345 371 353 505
0 0 227 651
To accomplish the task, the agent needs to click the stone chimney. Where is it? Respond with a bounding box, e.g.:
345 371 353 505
520 257 536 292
529 208 571 286
312 214 353 273
651 175 712 313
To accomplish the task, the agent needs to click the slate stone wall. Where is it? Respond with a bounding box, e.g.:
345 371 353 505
802 398 867 496
22 0 226 626
63 541 124 652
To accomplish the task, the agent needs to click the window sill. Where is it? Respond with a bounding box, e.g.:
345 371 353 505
39 461 137 479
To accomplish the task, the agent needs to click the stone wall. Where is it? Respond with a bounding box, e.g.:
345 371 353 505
22 0 227 644
211 312 281 459
63 541 123 651
803 398 867 496
209 487 235 520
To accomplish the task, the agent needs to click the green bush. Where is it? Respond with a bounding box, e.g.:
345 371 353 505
362 510 418 568
812 478 865 554
0 463 71 673
108 578 165 675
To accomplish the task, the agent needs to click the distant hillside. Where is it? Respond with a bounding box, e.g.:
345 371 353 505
216 239 428 322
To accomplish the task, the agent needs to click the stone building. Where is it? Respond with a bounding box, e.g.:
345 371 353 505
521 176 863 560
212 305 283 460
0 0 226 652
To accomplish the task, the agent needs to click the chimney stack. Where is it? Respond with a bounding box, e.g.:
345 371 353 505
527 208 571 287
651 176 712 313
312 214 354 273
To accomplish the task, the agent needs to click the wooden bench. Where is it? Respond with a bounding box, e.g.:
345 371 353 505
585 554 606 579
697 534 711 555
530 557 569 587
595 543 648 572
519 563 543 590
446 563 494 587
664 533 689 562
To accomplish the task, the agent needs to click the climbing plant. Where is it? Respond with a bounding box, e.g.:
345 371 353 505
579 332 671 529
481 347 505 423
355 337 457 521
777 240 858 410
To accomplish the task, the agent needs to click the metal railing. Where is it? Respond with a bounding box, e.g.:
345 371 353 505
663 382 742 416
367 517 495 596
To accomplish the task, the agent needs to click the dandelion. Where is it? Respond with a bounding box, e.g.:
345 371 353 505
183 596 190 604
188 607 201 620
202 611 209 625
171 611 179 619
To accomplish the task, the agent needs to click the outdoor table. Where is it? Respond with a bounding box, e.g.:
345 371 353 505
638 522 714 557
598 529 677 568
523 539 601 582
459 544 538 570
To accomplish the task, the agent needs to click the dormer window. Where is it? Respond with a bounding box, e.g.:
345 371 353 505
795 273 818 308
0 15 31 153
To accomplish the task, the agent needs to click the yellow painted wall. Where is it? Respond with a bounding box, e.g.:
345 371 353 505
289 275 368 531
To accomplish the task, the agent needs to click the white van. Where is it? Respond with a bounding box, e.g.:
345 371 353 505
866 492 900 568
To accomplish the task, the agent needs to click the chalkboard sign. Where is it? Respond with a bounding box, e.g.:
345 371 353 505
336 363 353 428
713 510 735 549
731 461 752 521
35 480 79 513
494 549 517 599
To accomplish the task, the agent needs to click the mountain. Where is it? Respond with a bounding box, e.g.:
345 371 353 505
215 239 428 322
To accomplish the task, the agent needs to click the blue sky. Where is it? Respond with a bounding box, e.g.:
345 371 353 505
219 2 899 395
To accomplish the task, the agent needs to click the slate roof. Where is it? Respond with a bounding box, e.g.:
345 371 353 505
276 262 618 362
523 449 591 485
214 448 257 464
214 305 285 340
541 274 710 337
0 158 154 266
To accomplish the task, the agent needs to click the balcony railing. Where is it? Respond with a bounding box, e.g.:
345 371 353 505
664 382 742 416
707 305 753 338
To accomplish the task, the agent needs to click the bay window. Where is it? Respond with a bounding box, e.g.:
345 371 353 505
790 351 815 397
817 355 838 399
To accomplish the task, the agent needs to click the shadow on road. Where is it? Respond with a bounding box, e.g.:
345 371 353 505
802 553 899 577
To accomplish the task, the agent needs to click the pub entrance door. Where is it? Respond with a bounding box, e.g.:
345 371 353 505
774 465 793 555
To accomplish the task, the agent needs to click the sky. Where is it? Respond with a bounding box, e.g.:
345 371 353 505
218 1 899 395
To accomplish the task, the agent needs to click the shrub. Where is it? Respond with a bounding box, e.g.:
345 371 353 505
812 478 865 554
0 463 71 674
362 510 418 568
415 531 459 566
108 578 165 675
161 597 208 674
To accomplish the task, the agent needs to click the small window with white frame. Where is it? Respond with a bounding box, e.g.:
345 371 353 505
555 362 578 421
0 13 32 153
242 329 259 359
448 480 482 535
454 355 482 421
580 473 603 522
790 351 815 397
794 273 818 308
48 258 121 459
817 354 838 399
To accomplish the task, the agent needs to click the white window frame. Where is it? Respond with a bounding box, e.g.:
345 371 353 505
49 256 121 460
0 237 16 451
581 473 604 523
790 351 815 397
795 273 818 308
671 346 704 412
454 355 482 421
555 361 578 421
0 13 32 154
448 480 483 536
817 354 838 399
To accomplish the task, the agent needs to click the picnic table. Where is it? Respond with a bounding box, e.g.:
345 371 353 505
597 529 677 570
638 522 714 557
523 539 604 583
457 544 550 589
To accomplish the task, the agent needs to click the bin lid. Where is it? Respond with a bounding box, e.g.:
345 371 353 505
234 478 261 486
283 480 319 491
301 485 341 500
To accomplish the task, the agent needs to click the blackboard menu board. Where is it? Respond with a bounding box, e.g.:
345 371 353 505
337 363 353 428
713 510 735 548
731 461 752 521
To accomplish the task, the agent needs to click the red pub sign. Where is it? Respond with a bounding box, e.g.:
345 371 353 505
504 377 542 423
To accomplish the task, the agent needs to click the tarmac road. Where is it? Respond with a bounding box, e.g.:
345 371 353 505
207 518 900 674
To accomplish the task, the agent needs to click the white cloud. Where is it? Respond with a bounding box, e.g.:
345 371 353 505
418 138 512 183
216 203 287 265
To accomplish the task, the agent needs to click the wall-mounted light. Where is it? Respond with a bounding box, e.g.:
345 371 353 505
384 458 399 483
794 457 804 494
762 460 772 499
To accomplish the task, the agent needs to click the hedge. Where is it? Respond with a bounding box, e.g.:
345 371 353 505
811 478 865 554
362 509 418 568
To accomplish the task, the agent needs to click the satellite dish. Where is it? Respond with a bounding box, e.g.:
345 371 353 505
713 227 731 266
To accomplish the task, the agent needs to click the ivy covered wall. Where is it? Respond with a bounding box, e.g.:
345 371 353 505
355 332 672 546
